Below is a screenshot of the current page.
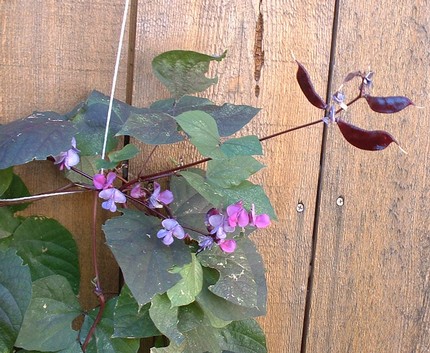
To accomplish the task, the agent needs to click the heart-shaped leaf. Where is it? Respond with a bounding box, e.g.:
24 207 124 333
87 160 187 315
218 319 267 353
7 216 80 294
15 275 81 352
0 112 76 169
103 210 191 305
220 136 263 157
152 50 226 98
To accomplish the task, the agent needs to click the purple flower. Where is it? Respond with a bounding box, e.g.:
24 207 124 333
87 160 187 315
218 239 237 253
53 137 80 170
149 182 174 208
130 183 146 198
249 204 270 228
93 172 116 190
157 219 186 245
98 188 126 212
208 213 235 239
198 235 215 250
226 201 249 227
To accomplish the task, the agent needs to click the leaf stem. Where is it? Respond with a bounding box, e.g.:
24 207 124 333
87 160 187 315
81 193 106 351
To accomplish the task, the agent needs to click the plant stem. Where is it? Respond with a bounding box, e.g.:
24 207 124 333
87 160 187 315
81 193 106 351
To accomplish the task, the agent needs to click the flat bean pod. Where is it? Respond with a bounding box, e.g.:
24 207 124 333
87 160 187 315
365 95 413 114
295 60 327 110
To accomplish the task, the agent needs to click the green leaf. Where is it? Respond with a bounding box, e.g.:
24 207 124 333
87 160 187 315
7 217 80 294
179 170 224 208
0 207 22 239
116 111 184 145
0 173 31 212
220 136 263 157
195 267 264 322
175 111 225 159
149 293 184 345
69 90 130 156
197 237 265 309
0 167 13 196
96 144 140 170
80 297 140 353
150 340 187 353
207 156 264 188
152 50 226 98
167 254 203 307
222 181 276 219
150 97 260 137
169 173 213 240
0 249 32 353
15 275 81 352
218 319 267 353
103 210 191 305
113 285 160 338
0 112 76 169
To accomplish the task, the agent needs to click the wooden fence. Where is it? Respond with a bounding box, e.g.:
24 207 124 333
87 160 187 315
1 1 429 352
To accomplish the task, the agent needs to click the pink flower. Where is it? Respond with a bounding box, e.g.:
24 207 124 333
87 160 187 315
249 204 270 228
93 172 116 190
130 183 146 198
98 188 126 212
226 201 249 227
218 239 237 253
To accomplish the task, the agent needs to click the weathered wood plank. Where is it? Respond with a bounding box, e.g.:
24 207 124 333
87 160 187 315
131 1 334 351
305 1 430 352
0 0 130 309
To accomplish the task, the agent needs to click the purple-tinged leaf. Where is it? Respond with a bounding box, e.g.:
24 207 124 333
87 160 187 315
295 60 327 110
337 119 399 151
365 95 414 114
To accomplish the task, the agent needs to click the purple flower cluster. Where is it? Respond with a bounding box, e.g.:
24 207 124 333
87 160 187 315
130 182 174 209
93 172 126 212
198 201 271 253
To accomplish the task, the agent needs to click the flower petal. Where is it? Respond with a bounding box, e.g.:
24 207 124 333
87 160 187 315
158 190 174 205
161 218 179 231
93 174 106 189
219 239 236 253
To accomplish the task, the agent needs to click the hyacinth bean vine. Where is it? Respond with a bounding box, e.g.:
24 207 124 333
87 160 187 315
0 50 415 353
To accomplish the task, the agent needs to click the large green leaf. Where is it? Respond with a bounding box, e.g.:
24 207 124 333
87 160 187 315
179 169 276 219
15 275 81 352
195 267 265 322
218 319 267 353
150 96 260 137
113 285 160 339
80 297 140 353
0 112 76 169
69 90 130 156
149 294 184 345
197 237 266 309
96 144 140 170
7 217 80 294
175 111 224 159
167 254 203 307
0 249 32 353
0 167 13 196
103 210 191 305
207 156 264 188
116 111 184 145
152 50 226 98
169 173 213 240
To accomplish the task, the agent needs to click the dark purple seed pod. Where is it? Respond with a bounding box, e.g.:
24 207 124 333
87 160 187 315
365 95 414 114
295 60 327 110
336 119 399 151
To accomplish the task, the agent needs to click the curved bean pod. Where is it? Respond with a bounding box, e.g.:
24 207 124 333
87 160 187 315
365 95 413 114
295 60 327 110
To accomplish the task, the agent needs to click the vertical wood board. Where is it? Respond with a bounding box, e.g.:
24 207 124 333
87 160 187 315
306 1 430 352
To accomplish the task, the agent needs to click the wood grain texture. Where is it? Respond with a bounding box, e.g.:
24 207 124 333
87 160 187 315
305 1 430 352
131 1 333 351
0 0 130 309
